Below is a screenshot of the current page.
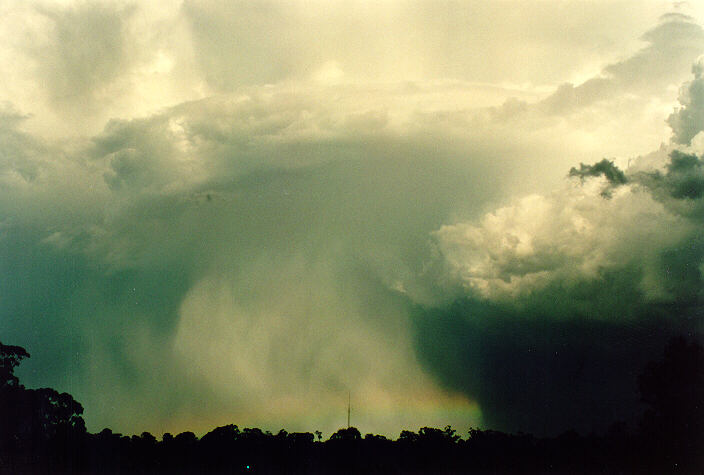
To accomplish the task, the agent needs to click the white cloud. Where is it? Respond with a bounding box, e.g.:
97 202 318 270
431 60 704 309
433 175 696 302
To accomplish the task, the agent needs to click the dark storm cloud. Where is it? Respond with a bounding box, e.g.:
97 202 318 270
411 297 697 435
660 150 704 200
421 156 704 434
423 61 704 435
569 159 627 197
631 150 704 220
569 159 627 186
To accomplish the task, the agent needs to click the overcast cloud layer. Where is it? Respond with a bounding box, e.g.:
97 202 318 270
1 1 703 437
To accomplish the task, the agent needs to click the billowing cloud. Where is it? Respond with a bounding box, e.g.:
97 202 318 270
668 57 704 145
423 64 704 434
433 149 703 302
638 150 704 207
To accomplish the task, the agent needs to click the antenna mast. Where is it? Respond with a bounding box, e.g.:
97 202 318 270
347 391 351 429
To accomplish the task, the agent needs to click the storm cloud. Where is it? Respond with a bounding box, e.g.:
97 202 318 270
0 1 703 439
425 76 704 434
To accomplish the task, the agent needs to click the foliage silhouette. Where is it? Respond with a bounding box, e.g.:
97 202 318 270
0 337 702 474
0 342 29 389
329 427 361 441
638 336 704 469
0 341 86 472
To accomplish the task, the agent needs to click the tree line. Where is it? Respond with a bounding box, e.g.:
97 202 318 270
1 337 702 474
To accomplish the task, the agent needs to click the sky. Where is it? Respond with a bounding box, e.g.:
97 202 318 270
0 0 703 438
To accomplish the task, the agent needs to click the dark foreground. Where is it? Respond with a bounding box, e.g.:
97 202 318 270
3 424 704 474
1 338 702 474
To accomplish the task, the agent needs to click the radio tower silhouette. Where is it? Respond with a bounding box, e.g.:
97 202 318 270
347 391 351 428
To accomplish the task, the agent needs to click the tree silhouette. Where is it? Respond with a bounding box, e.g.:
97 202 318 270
329 426 361 441
1 337 702 473
0 341 30 389
638 336 703 468
0 340 86 469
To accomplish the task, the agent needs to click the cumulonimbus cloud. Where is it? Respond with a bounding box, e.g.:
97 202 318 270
1 2 703 439
420 60 704 435
433 149 704 305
